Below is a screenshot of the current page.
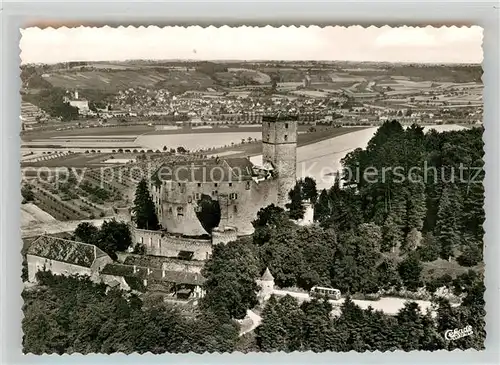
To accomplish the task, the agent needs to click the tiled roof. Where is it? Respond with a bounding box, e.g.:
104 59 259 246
261 267 274 281
153 157 254 183
26 235 107 268
101 263 206 286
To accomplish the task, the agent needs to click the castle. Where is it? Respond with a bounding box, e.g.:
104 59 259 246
149 114 298 238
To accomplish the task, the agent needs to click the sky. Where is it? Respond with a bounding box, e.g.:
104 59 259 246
20 25 483 65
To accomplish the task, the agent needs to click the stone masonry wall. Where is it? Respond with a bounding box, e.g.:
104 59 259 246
262 118 297 207
154 177 277 237
212 226 238 245
134 228 213 261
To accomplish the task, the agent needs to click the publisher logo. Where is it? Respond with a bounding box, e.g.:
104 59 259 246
444 325 474 341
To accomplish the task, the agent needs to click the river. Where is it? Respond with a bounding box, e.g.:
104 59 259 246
251 124 468 190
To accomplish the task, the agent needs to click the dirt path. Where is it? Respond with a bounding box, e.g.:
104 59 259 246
239 309 262 336
21 203 57 226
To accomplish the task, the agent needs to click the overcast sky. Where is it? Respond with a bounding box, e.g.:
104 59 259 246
20 25 483 64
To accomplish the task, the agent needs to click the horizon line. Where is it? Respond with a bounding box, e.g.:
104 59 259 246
22 58 483 66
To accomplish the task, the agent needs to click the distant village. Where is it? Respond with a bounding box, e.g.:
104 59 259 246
21 68 483 132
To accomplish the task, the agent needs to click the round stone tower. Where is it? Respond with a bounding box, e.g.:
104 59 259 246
262 114 298 207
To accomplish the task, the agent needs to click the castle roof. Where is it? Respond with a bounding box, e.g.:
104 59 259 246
26 235 108 268
153 157 254 183
261 267 274 281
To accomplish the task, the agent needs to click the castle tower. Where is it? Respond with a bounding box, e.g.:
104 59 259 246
256 267 275 302
262 114 298 207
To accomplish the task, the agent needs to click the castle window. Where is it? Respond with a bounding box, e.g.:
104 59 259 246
194 192 201 201
285 123 289 128
177 207 184 217
245 181 250 190
214 183 218 187
188 196 192 203
284 134 288 141
267 133 270 140
229 193 238 200
233 205 238 213
168 207 173 214
197 183 202 187
229 182 232 187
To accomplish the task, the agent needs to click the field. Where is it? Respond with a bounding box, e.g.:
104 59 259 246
222 68 272 84
41 69 215 93
21 203 57 226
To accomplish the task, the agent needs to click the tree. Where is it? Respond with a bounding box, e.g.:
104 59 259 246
397 253 423 291
376 259 401 290
435 186 461 260
404 227 422 252
201 239 259 320
382 195 407 252
456 239 483 267
286 183 305 220
314 189 331 222
73 222 99 245
252 204 292 246
301 177 318 204
418 232 440 262
22 271 240 354
97 219 132 259
132 179 160 231
406 183 426 231
21 184 35 203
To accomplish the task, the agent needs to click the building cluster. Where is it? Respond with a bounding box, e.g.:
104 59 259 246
110 86 349 122
24 114 315 303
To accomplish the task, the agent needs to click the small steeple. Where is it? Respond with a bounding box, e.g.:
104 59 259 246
261 267 274 281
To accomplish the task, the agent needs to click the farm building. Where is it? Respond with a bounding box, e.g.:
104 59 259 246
26 235 113 282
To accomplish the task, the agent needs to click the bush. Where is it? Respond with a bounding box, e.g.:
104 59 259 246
456 244 483 267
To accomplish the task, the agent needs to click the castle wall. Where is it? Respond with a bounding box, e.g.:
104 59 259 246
147 116 298 237
161 261 203 274
134 228 213 261
100 274 131 291
91 255 114 273
212 227 238 245
153 177 277 237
